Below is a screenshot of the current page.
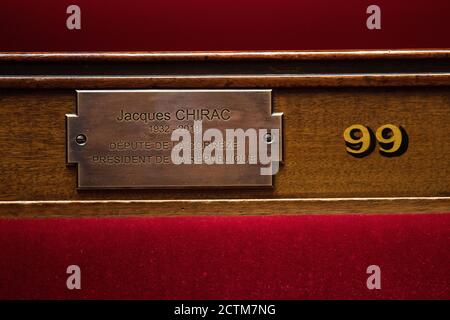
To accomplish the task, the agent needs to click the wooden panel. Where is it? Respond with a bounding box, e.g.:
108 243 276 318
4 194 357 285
2 74 449 89
2 50 450 61
0 51 449 216
2 199 450 217
1 88 449 201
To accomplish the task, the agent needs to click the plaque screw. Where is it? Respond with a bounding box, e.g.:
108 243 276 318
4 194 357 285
264 133 273 144
75 134 87 146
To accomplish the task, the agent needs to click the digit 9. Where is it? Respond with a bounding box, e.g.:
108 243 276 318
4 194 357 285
375 124 408 157
343 124 375 157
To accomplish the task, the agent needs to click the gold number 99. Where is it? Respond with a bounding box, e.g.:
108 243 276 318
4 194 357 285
343 124 408 157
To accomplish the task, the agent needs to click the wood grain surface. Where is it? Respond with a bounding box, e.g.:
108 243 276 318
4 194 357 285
2 50 450 61
0 51 449 216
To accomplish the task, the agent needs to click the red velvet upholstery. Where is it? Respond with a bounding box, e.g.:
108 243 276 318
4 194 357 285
0 214 448 299
0 0 449 51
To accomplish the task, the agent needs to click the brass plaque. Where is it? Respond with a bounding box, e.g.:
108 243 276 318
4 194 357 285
67 90 283 188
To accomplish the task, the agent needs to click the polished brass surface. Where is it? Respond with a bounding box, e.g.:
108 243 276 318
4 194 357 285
66 90 283 188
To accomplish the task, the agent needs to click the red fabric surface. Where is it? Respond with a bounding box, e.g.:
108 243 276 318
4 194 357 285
0 0 449 51
0 214 448 299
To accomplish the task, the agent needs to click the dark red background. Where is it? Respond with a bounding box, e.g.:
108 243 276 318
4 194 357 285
0 215 449 299
0 0 449 51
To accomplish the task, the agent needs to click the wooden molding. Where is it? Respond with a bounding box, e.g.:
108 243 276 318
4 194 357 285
1 198 450 217
1 50 450 61
1 74 450 89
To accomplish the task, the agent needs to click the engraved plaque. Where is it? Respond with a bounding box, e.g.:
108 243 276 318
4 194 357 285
67 90 283 188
